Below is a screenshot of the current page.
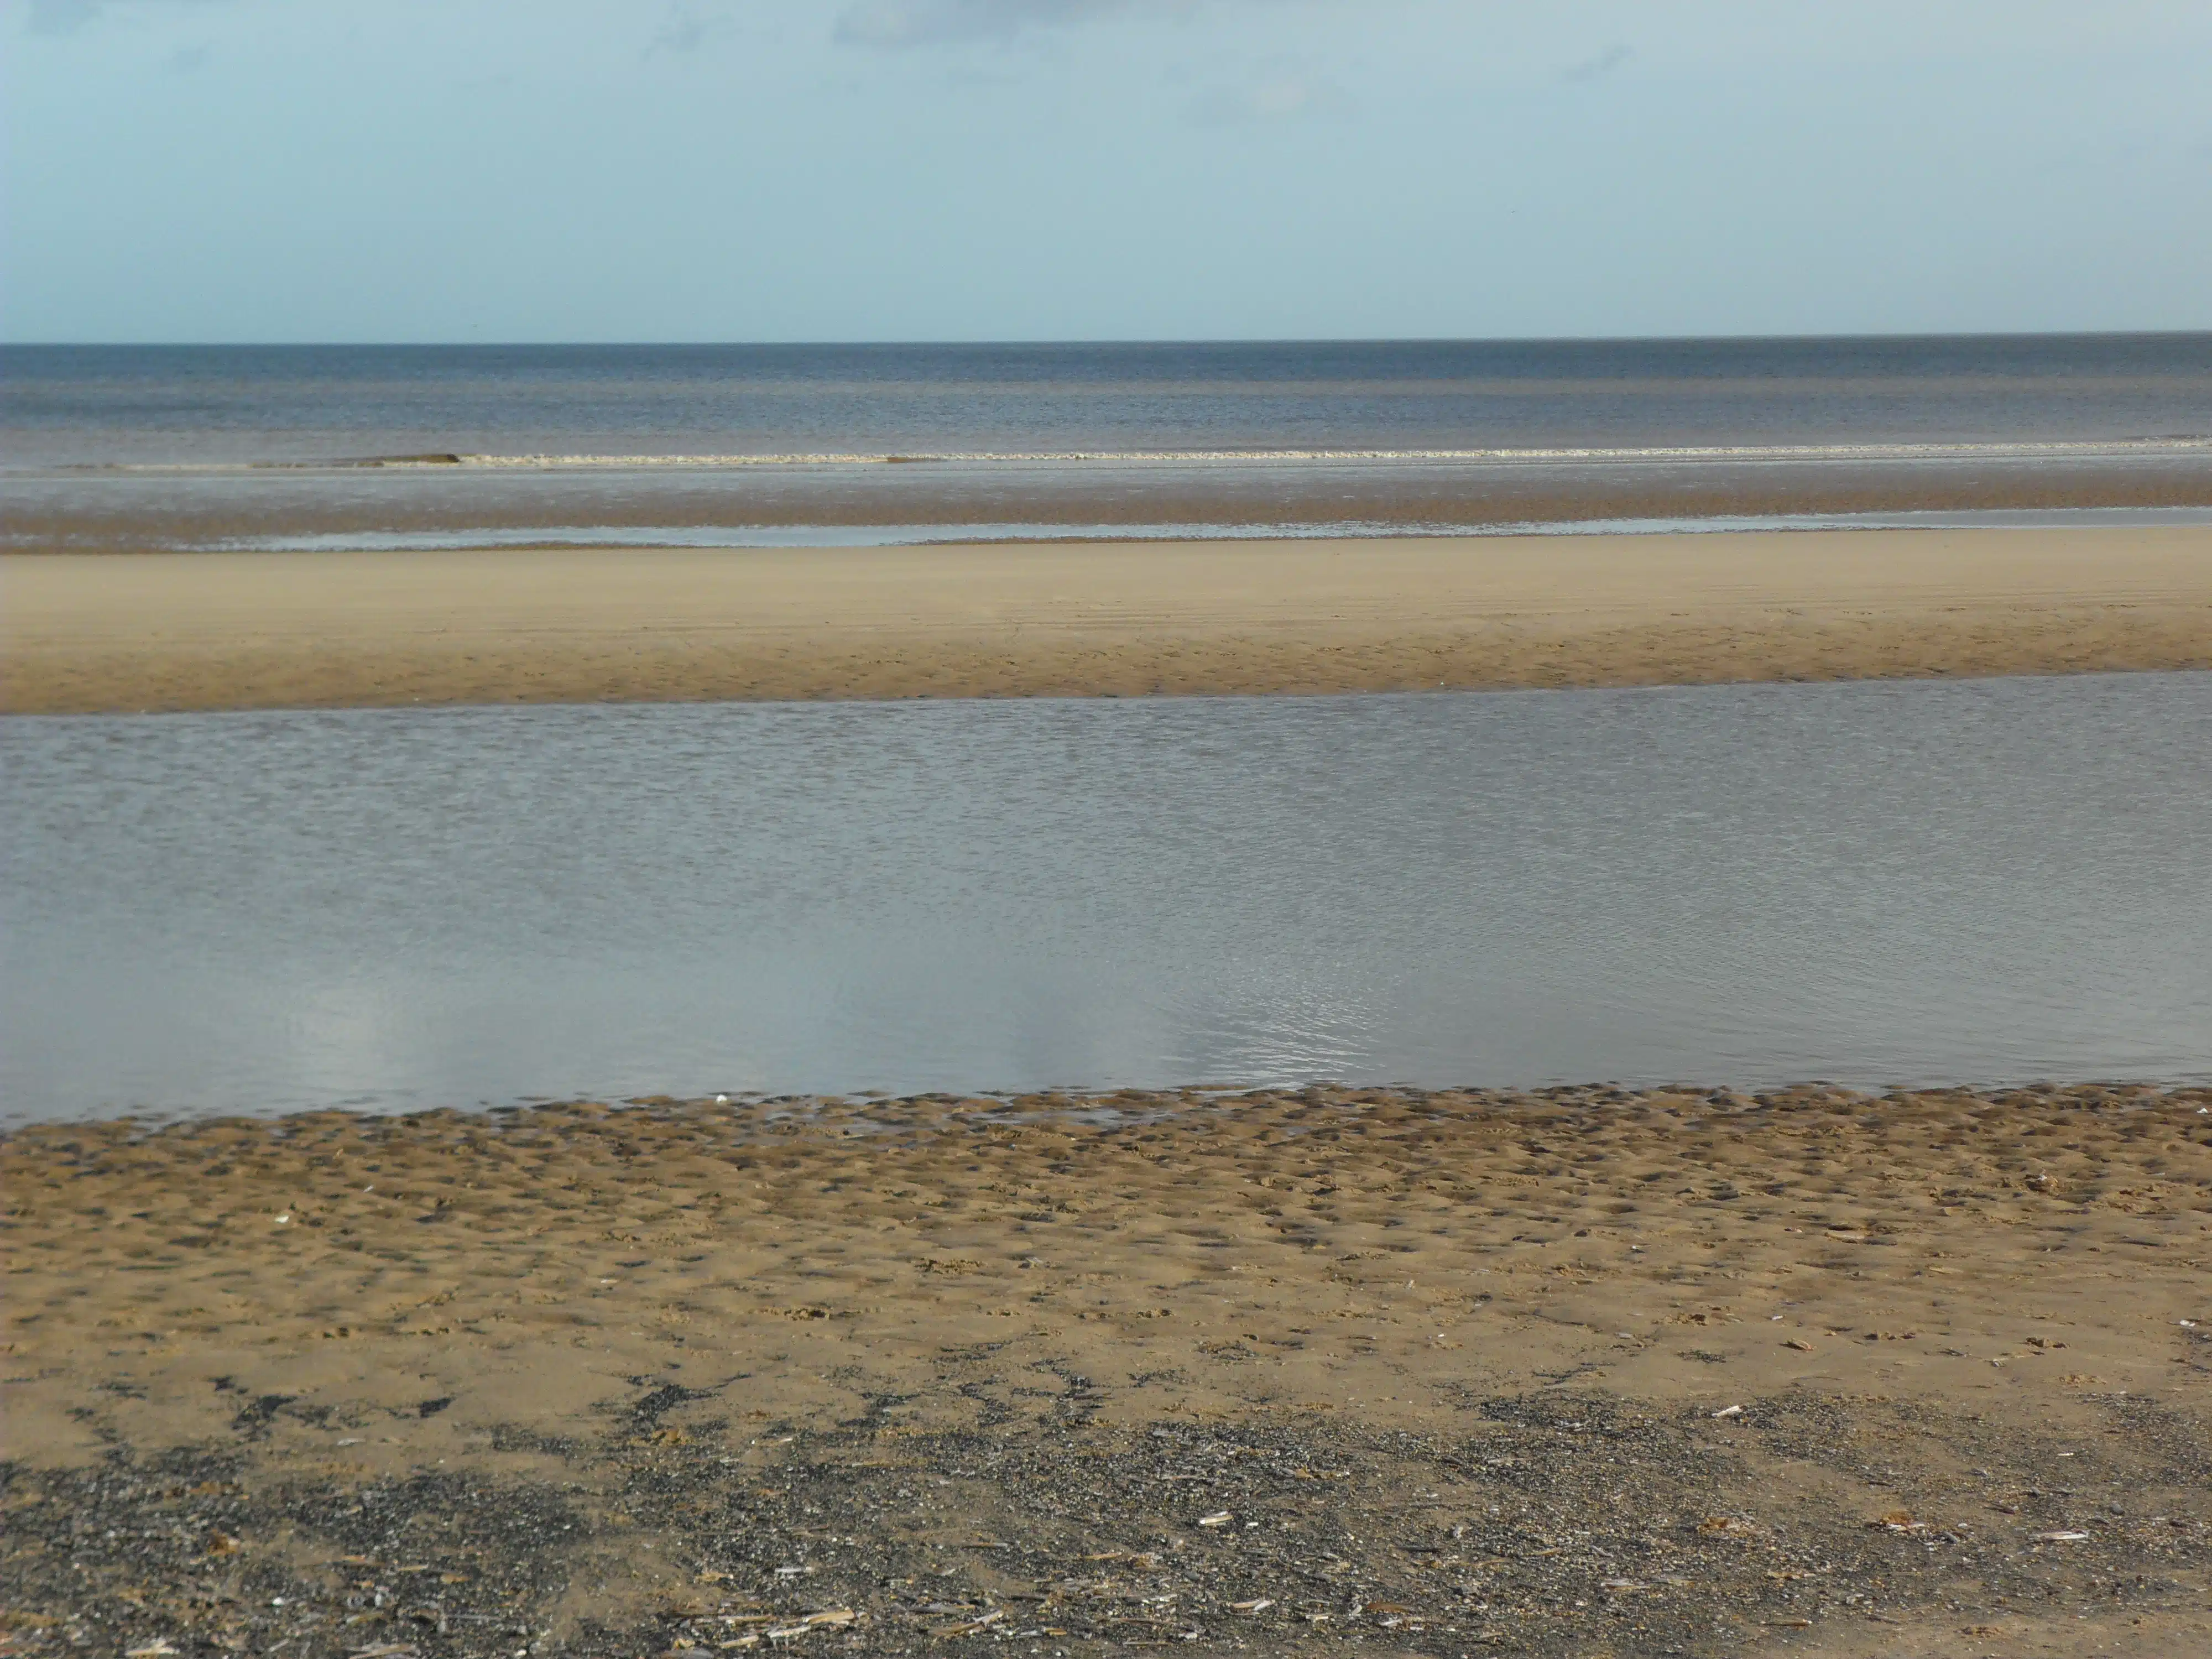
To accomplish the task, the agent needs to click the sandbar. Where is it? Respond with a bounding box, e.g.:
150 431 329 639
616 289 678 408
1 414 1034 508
6 526 2211 714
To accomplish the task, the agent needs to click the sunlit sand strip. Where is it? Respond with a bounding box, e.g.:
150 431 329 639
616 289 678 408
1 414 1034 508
5 525 2209 713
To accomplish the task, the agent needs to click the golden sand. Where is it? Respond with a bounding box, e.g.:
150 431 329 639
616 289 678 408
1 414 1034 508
6 526 2210 714
5 1086 2208 1654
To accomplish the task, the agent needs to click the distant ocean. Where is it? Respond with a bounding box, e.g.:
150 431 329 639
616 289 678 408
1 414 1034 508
6 335 2210 550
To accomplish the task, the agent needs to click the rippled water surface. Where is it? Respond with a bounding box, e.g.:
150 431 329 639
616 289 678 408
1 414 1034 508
4 675 2209 1122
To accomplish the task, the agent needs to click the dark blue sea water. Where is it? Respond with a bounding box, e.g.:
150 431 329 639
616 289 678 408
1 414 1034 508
8 335 2212 463
5 335 2210 546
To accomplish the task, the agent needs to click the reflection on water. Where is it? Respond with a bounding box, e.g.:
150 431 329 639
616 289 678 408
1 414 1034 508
3 675 2208 1122
205 505 2212 552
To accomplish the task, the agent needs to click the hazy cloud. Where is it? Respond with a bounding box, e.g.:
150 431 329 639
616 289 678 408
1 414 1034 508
650 5 713 56
26 0 222 35
1562 44 1634 83
833 0 1134 49
1188 72 1350 127
28 0 101 31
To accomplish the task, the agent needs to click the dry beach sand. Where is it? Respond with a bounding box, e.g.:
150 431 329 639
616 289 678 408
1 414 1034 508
6 526 2211 714
4 1084 2210 1657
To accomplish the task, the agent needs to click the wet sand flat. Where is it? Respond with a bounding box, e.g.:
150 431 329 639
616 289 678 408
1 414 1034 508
6 526 2211 713
4 1084 2209 1656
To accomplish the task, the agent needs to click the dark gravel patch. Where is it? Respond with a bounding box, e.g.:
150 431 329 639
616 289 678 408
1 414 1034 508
4 1386 2207 1657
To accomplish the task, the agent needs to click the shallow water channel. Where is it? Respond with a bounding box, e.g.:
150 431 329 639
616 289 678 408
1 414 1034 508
4 675 2208 1122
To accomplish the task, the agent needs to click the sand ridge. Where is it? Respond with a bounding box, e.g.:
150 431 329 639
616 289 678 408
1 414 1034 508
6 526 2211 713
4 1083 2209 1655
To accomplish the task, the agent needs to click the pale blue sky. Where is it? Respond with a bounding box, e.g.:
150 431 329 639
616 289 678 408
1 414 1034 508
4 0 2209 342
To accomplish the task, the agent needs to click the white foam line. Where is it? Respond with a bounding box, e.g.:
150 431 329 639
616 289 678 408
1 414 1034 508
49 436 2212 475
454 438 2212 467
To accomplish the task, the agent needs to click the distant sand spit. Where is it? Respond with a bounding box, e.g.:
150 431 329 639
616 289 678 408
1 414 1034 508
4 526 2210 714
3 1084 2208 1653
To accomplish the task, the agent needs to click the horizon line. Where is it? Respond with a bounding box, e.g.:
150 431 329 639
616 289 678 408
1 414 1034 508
7 326 2211 351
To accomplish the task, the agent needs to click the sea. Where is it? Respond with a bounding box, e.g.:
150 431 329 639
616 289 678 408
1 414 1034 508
5 335 2211 1120
6 334 2212 550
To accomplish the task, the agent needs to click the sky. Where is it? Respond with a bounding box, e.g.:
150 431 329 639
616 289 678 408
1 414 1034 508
3 0 2210 342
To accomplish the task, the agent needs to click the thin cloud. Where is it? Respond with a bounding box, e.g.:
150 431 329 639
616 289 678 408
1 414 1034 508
1188 73 1350 127
27 0 224 36
28 0 102 30
1562 44 1634 82
834 0 1134 49
650 4 714 56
